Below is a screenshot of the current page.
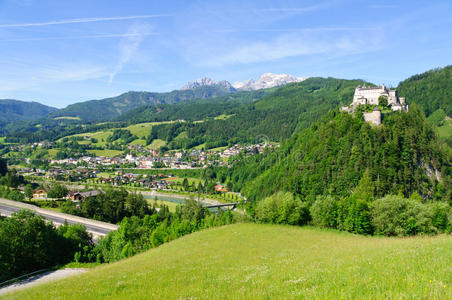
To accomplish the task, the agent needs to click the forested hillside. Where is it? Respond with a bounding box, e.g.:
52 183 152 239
398 65 452 117
1 85 242 139
50 85 238 122
0 99 57 132
145 78 365 149
4 77 364 146
223 107 451 204
2 88 269 143
117 89 272 123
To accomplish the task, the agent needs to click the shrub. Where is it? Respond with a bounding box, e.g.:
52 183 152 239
429 201 451 232
337 196 373 234
371 195 437 236
309 195 338 228
254 192 309 225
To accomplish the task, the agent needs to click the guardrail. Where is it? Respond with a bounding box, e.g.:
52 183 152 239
0 268 52 288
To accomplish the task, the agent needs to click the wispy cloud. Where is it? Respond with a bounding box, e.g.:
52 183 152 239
0 32 158 42
198 31 384 67
210 27 378 34
368 4 399 9
37 66 109 82
0 63 110 93
255 0 337 13
0 14 171 28
109 23 151 83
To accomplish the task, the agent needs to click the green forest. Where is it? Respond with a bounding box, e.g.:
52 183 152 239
211 107 452 235
398 65 452 117
145 78 365 148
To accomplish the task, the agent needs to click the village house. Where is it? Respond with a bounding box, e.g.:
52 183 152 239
33 189 47 199
68 190 103 202
215 184 229 193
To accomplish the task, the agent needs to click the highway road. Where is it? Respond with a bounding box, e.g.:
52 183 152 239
0 201 117 237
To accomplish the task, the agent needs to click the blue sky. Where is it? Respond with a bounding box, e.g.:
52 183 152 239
0 0 451 108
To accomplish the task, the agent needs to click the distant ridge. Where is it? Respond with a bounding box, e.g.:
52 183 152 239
0 99 57 124
49 85 235 122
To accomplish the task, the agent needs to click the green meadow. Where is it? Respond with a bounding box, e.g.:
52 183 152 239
56 121 175 150
7 223 452 299
87 149 123 157
437 118 452 140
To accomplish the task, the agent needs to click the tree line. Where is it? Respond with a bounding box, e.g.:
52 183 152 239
0 210 93 283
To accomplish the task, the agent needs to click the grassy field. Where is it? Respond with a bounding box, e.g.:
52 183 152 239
47 148 58 159
58 121 175 144
53 116 81 120
147 138 166 150
146 198 179 212
437 118 452 140
124 122 175 139
7 223 452 299
87 149 123 157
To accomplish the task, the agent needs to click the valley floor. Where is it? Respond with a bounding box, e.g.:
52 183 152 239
5 223 452 299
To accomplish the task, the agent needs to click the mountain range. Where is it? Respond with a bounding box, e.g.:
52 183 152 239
180 73 307 92
0 72 306 128
2 66 451 142
233 73 308 91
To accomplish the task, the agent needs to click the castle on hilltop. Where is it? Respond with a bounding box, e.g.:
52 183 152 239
341 85 409 125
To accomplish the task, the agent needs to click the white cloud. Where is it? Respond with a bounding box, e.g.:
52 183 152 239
109 23 151 83
0 14 171 28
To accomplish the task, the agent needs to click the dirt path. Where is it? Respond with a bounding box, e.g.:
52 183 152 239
0 268 87 296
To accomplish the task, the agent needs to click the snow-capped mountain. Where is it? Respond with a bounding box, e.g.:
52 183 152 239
180 77 235 92
180 73 307 92
233 73 308 91
180 77 217 90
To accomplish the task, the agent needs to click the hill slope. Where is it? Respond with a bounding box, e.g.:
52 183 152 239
4 77 365 145
398 65 452 117
51 85 238 122
143 77 366 149
226 107 451 202
0 99 57 128
7 223 452 299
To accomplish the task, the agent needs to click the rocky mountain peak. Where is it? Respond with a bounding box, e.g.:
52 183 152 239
232 73 307 91
180 77 217 90
181 73 307 92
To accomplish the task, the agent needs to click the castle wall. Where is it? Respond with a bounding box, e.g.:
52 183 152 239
363 110 381 125
353 88 384 105
352 86 402 107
